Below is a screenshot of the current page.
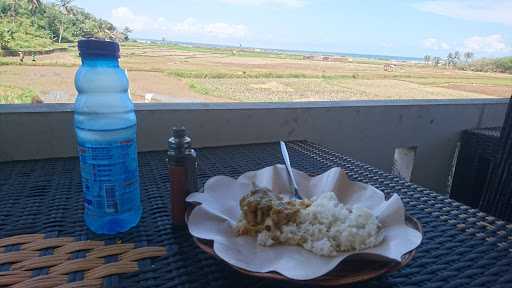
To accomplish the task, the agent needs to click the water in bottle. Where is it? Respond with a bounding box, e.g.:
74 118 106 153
74 39 142 234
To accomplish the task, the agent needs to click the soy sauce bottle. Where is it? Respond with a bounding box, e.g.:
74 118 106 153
168 127 198 226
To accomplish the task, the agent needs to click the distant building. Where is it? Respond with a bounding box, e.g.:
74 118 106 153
303 55 351 62
330 56 350 62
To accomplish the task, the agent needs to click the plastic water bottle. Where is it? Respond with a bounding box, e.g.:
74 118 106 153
74 39 141 234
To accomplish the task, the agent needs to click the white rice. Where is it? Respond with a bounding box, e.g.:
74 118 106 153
256 192 383 256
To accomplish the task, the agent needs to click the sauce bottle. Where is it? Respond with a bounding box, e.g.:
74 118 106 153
168 127 198 226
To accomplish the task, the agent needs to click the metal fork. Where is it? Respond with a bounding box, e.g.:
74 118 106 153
280 141 302 200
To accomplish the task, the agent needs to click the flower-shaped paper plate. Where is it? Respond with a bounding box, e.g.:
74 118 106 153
186 165 422 285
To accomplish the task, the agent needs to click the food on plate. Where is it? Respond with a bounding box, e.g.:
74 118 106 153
237 188 312 236
235 188 383 256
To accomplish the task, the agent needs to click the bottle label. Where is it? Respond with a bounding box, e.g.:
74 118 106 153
78 138 139 215
170 166 187 225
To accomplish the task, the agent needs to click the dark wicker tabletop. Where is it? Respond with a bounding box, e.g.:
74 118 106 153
1 141 512 288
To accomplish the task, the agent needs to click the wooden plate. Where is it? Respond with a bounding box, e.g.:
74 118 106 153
187 208 422 286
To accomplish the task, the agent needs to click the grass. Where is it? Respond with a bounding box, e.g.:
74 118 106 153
187 80 209 95
186 78 365 102
460 57 512 74
0 56 76 68
0 85 38 104
124 42 234 55
189 77 501 102
122 41 303 60
229 50 303 60
168 69 310 79
399 77 512 86
166 68 355 80
25 61 76 68
0 58 16 66
167 67 512 87
15 45 70 52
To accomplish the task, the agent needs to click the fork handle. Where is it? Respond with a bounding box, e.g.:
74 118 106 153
280 141 300 198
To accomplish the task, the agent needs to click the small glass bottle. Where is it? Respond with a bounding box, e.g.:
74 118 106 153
168 127 198 226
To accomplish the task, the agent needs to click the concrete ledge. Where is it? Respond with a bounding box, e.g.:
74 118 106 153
0 98 509 113
0 98 508 193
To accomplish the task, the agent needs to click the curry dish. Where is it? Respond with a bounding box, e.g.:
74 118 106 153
234 187 384 256
236 188 311 237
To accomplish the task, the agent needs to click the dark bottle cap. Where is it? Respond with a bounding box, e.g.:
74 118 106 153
169 127 191 151
172 127 187 139
78 38 120 58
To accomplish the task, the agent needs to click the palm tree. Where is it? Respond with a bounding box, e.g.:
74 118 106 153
27 0 41 25
57 0 73 43
27 0 40 14
447 52 454 68
95 20 115 40
463 51 474 63
454 51 461 65
121 26 132 41
8 0 20 24
433 56 441 68
7 0 41 21
424 55 431 65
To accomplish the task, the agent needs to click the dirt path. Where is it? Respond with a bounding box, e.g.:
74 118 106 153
0 65 227 103
127 70 226 102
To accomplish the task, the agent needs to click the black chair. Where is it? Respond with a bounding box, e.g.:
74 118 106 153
450 127 501 208
479 96 512 220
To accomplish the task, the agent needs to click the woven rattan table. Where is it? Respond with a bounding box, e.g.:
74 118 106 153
1 141 512 288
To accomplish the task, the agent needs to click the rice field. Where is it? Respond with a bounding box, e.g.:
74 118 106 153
0 42 510 103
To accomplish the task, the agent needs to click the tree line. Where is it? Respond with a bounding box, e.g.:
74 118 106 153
423 51 474 68
423 51 511 74
0 0 132 50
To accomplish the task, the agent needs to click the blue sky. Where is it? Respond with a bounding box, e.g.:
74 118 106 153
71 0 512 58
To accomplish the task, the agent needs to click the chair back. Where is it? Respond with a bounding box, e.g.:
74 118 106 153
480 96 512 220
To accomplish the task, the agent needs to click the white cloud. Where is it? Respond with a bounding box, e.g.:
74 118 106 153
110 7 248 39
463 34 510 53
422 38 450 50
415 0 512 26
172 18 248 38
220 0 306 8
173 18 202 34
421 34 510 56
205 23 248 38
111 7 154 31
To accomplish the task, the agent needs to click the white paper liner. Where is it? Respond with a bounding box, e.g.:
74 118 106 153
187 165 422 280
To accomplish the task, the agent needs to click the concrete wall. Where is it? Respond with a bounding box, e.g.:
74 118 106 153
0 99 508 193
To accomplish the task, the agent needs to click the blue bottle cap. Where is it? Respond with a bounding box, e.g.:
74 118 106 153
78 38 120 58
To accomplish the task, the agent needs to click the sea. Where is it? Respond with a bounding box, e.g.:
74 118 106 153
266 48 423 62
